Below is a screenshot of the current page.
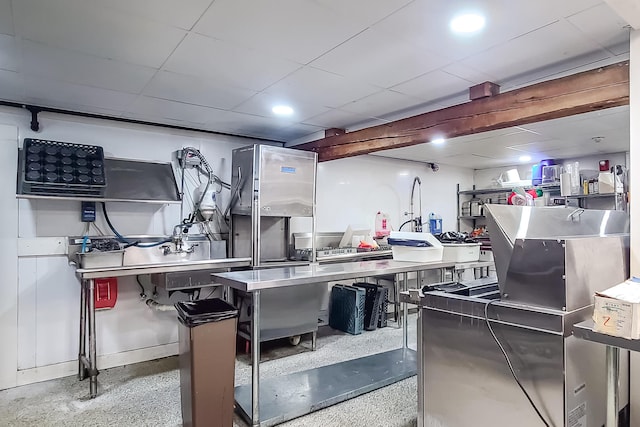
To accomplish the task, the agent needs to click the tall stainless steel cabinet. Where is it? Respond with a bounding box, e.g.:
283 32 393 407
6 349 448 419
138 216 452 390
229 144 317 266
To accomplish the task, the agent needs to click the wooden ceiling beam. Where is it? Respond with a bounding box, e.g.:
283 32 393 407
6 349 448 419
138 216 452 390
299 61 629 162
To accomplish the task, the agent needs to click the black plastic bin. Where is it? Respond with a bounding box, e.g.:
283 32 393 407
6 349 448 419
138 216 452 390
176 298 238 427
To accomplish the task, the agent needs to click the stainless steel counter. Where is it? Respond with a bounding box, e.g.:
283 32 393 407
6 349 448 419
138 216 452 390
213 259 455 291
212 259 454 427
76 256 251 399
76 257 252 279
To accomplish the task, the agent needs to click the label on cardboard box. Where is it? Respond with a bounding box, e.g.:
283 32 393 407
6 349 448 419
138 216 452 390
593 277 640 339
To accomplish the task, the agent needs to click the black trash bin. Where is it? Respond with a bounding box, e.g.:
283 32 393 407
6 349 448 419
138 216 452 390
176 298 238 427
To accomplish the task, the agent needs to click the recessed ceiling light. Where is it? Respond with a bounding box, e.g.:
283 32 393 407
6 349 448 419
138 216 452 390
431 137 445 145
519 155 532 162
272 105 294 116
450 13 486 34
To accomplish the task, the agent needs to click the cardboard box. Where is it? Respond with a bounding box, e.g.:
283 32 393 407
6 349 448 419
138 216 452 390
593 278 640 339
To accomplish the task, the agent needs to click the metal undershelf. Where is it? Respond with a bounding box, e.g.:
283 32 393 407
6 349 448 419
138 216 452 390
235 348 418 427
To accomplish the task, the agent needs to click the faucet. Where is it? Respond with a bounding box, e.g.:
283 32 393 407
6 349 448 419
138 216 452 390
164 223 197 255
410 176 422 232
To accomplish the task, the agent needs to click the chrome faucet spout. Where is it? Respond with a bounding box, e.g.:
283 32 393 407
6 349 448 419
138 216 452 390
410 176 422 232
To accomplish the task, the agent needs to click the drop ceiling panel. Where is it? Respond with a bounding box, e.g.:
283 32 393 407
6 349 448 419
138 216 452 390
266 66 381 108
21 41 156 93
0 34 18 71
193 0 365 64
12 0 187 68
23 76 137 112
310 28 450 88
163 33 301 92
459 20 611 81
338 90 425 118
276 123 326 141
89 0 213 30
391 70 474 102
314 0 413 28
126 96 227 125
567 3 631 52
302 108 387 130
372 0 601 63
143 70 257 110
233 92 330 122
0 0 13 35
204 110 293 140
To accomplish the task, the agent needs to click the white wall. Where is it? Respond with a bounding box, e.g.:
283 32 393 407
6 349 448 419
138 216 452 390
0 107 257 389
313 155 473 235
0 108 473 390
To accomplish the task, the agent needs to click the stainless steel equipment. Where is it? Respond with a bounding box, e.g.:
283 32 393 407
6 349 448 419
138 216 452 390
414 205 631 427
229 145 322 348
230 144 317 264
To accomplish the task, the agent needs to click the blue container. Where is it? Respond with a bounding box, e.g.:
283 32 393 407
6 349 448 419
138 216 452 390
429 213 442 234
532 164 543 186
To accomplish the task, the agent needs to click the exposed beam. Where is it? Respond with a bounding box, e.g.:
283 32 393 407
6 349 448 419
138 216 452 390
298 61 629 162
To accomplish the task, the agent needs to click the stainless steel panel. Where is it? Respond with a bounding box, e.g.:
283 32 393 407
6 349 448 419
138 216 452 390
234 348 417 427
230 146 255 216
103 158 180 203
258 145 316 217
212 259 456 292
421 307 565 427
232 215 288 262
230 145 316 218
236 284 324 341
565 236 630 311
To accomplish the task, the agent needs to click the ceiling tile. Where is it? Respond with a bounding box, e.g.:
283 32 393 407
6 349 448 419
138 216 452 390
277 123 326 141
314 0 413 28
204 110 293 140
143 70 257 110
0 0 13 35
87 0 213 30
372 0 599 63
163 33 301 92
339 90 425 118
0 34 18 71
23 76 137 111
0 69 23 101
193 0 365 64
126 95 228 125
302 108 387 130
459 20 610 82
266 66 380 108
567 3 631 52
311 28 451 88
21 40 156 93
233 92 330 122
391 69 474 102
13 0 186 68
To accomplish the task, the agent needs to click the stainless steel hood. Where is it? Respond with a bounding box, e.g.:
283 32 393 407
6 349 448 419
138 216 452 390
484 204 630 309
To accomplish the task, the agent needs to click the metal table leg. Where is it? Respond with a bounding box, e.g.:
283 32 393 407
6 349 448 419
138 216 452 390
251 290 261 427
88 278 98 398
311 330 317 351
606 345 619 427
394 273 400 328
78 280 87 380
402 272 408 349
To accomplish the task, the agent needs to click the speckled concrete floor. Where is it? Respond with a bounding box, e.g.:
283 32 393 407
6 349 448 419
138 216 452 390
0 315 418 427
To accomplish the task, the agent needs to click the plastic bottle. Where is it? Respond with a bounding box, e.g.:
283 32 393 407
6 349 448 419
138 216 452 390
428 213 442 235
375 211 391 238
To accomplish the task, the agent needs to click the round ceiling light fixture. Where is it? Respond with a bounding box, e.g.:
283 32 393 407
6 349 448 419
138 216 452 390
272 105 294 116
431 137 446 145
519 155 532 162
450 13 486 34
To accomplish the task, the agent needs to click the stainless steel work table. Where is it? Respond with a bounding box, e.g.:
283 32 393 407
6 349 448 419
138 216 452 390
573 320 636 427
213 259 455 427
75 257 251 398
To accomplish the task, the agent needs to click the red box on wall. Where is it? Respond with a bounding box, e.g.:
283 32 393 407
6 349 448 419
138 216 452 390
95 277 118 310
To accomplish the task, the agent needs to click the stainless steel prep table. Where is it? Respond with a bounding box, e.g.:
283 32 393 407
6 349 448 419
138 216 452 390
212 259 455 427
573 320 634 427
75 257 251 398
